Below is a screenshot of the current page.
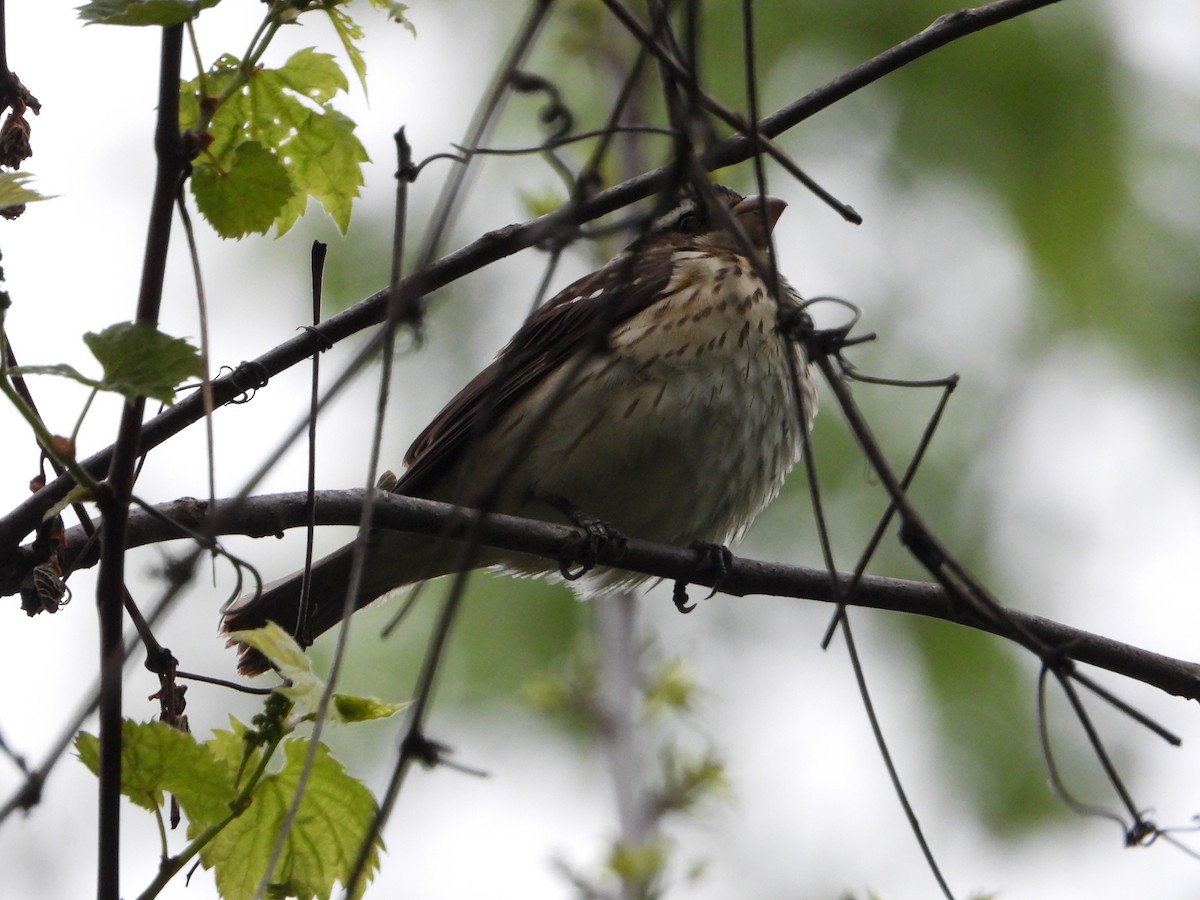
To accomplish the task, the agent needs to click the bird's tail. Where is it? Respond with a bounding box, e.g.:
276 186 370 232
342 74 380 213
222 530 493 675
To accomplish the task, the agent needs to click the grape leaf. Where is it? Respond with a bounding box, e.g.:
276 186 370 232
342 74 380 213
77 0 220 27
82 321 202 404
183 48 368 238
199 739 383 900
228 622 326 716
207 716 261 772
77 717 385 899
75 720 235 826
192 140 293 238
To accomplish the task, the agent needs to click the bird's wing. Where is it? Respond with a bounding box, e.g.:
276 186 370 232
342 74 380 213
394 242 679 498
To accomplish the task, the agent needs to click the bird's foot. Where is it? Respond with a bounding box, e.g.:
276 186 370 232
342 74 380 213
550 498 627 580
672 541 733 614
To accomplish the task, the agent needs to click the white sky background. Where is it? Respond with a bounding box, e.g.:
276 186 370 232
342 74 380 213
1 2 1200 899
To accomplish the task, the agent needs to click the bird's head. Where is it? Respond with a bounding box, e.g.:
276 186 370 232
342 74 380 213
645 183 787 254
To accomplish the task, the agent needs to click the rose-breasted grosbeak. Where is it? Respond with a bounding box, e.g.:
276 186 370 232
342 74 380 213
224 184 816 674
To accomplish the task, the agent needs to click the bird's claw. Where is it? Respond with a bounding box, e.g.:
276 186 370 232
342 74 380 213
672 541 733 613
672 580 696 613
557 510 626 581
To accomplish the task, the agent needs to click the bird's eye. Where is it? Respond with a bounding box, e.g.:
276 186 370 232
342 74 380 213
675 211 703 234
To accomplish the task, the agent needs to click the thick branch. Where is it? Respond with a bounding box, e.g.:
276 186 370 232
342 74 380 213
15 490 1200 702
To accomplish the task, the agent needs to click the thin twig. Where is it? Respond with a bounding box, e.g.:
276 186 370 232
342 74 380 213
415 0 554 268
339 127 421 898
839 614 957 899
296 241 328 644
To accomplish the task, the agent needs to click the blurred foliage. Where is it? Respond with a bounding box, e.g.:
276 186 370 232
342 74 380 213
316 572 587 705
907 616 1065 833
451 574 590 697
526 628 725 899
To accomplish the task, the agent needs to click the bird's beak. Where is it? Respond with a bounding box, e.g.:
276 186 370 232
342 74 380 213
732 195 787 248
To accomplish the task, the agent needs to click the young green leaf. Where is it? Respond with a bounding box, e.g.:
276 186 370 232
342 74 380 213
332 693 409 724
198 739 383 900
82 321 202 404
228 622 326 717
183 48 368 238
607 841 668 890
270 106 365 236
207 716 263 773
192 140 293 238
228 623 409 725
323 1 416 95
324 6 369 97
0 172 54 209
77 0 221 27
75 720 236 827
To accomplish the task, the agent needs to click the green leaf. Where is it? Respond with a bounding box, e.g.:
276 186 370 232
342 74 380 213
644 657 694 715
332 693 409 723
366 0 415 31
0 172 54 209
657 750 726 815
77 712 391 898
199 739 383 900
319 2 413 96
271 106 365 235
184 47 368 237
192 140 293 238
229 623 408 725
77 0 220 26
179 52 239 136
607 841 667 888
82 321 202 404
75 720 236 826
324 6 369 97
228 622 327 718
208 716 262 772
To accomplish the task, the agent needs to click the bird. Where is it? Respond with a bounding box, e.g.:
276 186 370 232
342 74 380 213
223 183 817 675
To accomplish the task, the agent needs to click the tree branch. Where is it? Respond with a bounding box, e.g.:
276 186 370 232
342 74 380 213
14 489 1199 702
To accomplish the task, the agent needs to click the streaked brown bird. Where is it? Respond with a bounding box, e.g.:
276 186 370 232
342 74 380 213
224 184 817 674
